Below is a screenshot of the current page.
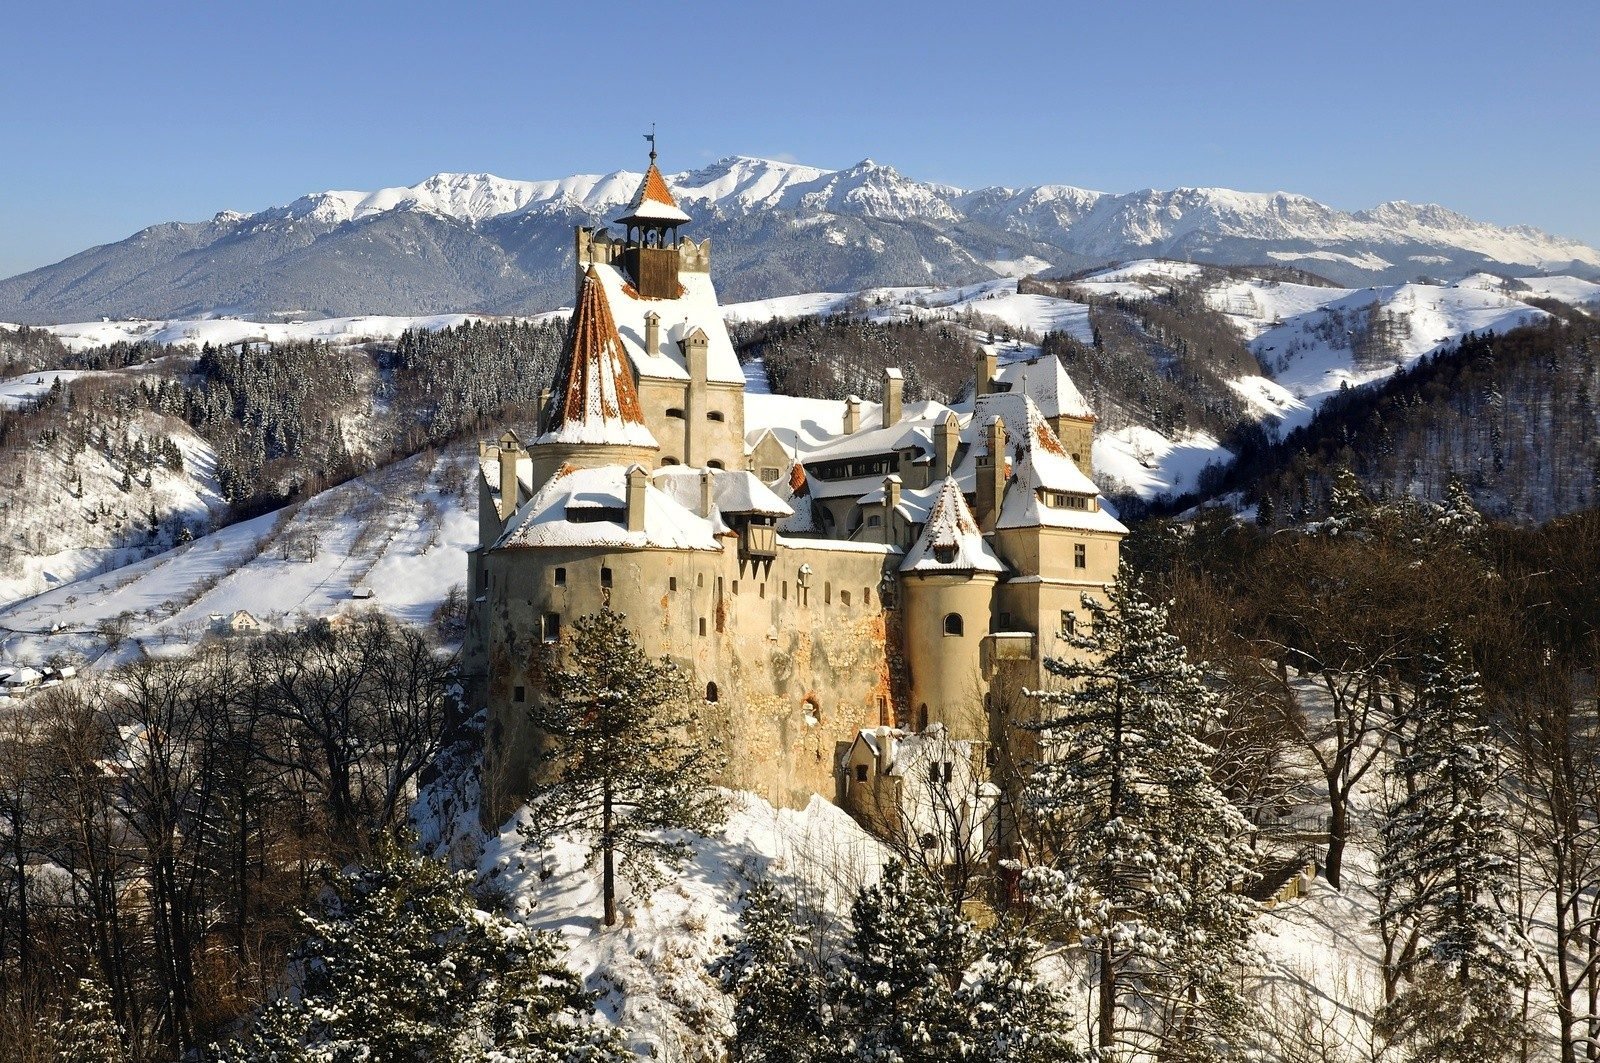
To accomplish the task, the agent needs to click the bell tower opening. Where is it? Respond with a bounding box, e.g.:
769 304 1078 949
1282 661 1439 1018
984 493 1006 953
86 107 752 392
614 137 692 299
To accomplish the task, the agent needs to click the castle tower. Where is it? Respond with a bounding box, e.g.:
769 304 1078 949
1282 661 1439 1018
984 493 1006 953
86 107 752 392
532 266 659 483
613 152 693 299
898 477 1005 738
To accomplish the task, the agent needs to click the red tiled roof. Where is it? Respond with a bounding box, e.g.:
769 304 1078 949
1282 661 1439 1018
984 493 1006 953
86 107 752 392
546 267 650 436
639 162 678 208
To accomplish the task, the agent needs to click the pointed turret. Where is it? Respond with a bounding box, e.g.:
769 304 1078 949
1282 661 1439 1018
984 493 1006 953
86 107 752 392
539 267 658 451
902 477 1005 575
615 160 692 228
615 149 691 298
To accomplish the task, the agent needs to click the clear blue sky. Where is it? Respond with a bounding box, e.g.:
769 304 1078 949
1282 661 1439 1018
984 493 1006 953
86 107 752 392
3 0 1596 278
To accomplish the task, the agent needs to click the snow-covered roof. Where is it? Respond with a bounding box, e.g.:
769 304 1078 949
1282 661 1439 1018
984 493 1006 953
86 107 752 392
587 261 744 385
995 459 1130 534
900 478 1005 575
743 393 956 461
994 354 1094 420
539 268 659 449
855 479 941 525
495 464 720 552
615 162 692 226
650 466 793 519
960 392 1099 496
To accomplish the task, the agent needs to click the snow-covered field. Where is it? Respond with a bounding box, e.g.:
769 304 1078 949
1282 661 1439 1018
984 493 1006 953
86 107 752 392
0 449 475 671
6 311 565 353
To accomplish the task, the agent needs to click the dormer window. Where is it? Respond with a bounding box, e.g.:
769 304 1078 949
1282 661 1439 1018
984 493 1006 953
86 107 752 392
933 544 958 565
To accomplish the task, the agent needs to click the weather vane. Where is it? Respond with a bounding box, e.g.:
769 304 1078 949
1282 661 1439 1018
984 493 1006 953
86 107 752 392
644 123 657 162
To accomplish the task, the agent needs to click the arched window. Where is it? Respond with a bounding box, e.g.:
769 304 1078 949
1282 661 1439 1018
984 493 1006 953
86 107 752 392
943 613 964 637
661 456 680 466
705 681 719 703
708 459 725 470
666 408 686 419
707 410 726 422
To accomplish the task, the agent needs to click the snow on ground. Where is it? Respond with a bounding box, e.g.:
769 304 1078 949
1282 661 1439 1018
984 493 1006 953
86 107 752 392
1094 426 1232 499
34 311 563 353
0 448 476 670
1457 270 1600 308
479 790 890 1062
1253 282 1548 432
0 406 227 607
721 291 862 325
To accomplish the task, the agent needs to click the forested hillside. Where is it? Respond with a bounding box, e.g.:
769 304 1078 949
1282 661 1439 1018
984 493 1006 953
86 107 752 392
0 319 563 603
1226 312 1600 523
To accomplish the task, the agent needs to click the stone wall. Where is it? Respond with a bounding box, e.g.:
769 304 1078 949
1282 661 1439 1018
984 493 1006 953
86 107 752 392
476 536 900 825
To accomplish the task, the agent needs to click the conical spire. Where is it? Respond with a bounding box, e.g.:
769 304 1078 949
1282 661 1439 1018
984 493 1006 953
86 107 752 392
540 267 658 448
901 477 1005 574
616 161 692 226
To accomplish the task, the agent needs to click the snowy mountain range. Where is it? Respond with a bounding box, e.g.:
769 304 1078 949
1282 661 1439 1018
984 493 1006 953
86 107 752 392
3 156 1598 323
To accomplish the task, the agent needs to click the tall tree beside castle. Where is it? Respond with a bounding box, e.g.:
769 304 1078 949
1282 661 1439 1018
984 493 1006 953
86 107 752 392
721 863 1082 1063
1021 564 1256 1059
215 837 626 1063
519 608 725 927
1376 639 1523 1062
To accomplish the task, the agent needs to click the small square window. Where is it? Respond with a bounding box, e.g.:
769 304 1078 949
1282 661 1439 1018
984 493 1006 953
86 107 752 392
699 617 708 636
600 567 613 588
841 590 852 607
782 581 789 600
670 576 678 592
697 573 705 589
732 581 739 595
513 685 526 703
1074 543 1087 569
554 567 566 586
759 582 766 599
542 613 561 643
855 764 868 783
1061 610 1076 637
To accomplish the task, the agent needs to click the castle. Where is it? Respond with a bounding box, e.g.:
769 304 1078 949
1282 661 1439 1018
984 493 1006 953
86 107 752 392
463 152 1125 827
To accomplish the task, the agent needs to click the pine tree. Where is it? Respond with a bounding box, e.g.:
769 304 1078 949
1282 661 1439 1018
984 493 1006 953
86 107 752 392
46 978 125 1063
215 835 626 1063
718 882 826 1063
520 608 725 926
1376 638 1522 1062
722 863 1082 1063
1021 563 1257 1060
831 861 973 1062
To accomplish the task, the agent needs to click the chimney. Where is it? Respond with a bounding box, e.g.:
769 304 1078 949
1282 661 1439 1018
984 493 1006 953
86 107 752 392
933 412 960 479
882 475 902 544
684 327 709 382
497 431 522 521
843 395 862 435
700 467 717 518
626 465 648 532
881 368 903 428
975 349 998 397
875 725 897 776
976 416 1006 530
644 311 661 357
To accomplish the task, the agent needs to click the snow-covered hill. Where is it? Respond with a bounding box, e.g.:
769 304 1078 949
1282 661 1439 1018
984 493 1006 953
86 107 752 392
4 155 1596 323
0 447 474 671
